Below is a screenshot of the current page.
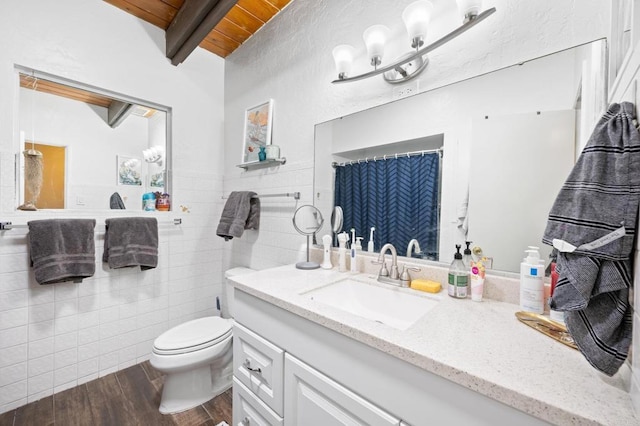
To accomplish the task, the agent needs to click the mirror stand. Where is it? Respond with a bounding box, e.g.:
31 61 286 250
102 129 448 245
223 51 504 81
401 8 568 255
293 205 324 270
297 235 319 270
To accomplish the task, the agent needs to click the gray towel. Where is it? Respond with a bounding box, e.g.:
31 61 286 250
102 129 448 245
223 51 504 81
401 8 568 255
543 102 639 376
216 191 260 241
110 192 126 209
27 219 96 285
103 217 158 270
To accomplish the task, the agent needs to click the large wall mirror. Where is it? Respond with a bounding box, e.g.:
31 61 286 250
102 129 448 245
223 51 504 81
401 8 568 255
314 39 607 275
14 66 172 211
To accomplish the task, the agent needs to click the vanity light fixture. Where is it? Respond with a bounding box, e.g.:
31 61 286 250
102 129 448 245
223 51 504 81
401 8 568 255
331 0 495 84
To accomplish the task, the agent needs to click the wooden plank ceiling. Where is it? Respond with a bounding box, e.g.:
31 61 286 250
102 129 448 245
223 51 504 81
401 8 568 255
103 0 292 59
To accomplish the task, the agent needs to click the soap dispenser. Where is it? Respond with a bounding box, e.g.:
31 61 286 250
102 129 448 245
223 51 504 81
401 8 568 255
463 241 473 268
448 245 468 299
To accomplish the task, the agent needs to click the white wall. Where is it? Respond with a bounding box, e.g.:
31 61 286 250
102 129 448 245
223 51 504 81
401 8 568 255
223 0 608 270
0 0 225 413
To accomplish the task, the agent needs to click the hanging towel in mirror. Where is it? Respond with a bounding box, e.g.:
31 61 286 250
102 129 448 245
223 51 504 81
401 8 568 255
542 102 639 376
27 219 96 285
104 217 158 270
110 192 126 209
216 191 260 241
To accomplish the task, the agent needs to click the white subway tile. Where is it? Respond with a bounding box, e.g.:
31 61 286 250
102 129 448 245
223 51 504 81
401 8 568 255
54 364 77 387
0 379 27 405
0 253 29 275
27 388 52 404
28 354 53 378
99 306 119 324
28 303 54 323
0 272 29 293
54 282 78 301
77 358 98 378
28 286 54 306
119 302 137 319
0 344 27 369
77 372 98 385
28 337 54 359
54 315 78 335
136 340 153 359
28 320 54 341
78 311 99 329
119 345 136 367
0 362 26 386
0 326 27 349
54 332 77 352
27 372 52 396
53 299 78 318
78 326 99 346
54 379 77 394
78 342 99 362
54 348 77 370
1 397 27 413
99 351 118 374
0 289 28 312
0 307 28 330
78 295 98 314
99 321 119 340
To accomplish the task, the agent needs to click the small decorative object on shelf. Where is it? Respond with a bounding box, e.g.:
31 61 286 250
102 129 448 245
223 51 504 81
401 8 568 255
258 146 266 161
265 144 280 160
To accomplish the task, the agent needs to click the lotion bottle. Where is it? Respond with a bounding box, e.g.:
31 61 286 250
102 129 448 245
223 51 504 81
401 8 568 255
338 232 348 272
519 247 545 314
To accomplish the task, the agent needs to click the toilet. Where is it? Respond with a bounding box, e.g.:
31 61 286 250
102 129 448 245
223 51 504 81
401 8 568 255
150 267 254 414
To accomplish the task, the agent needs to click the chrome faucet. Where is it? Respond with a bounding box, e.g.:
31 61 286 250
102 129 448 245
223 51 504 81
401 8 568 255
406 239 422 258
373 243 421 287
377 243 399 280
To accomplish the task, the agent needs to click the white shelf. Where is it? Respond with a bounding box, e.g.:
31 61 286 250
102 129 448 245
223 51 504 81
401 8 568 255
237 157 286 170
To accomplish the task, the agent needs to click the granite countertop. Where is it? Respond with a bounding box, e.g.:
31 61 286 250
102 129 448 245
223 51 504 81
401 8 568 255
230 264 638 426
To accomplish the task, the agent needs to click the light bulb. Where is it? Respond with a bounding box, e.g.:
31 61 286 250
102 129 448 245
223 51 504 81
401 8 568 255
402 1 433 49
332 45 356 79
456 0 483 23
363 25 390 67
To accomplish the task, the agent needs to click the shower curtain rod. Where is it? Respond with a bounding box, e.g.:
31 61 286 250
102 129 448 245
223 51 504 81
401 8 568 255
332 148 442 168
0 218 182 231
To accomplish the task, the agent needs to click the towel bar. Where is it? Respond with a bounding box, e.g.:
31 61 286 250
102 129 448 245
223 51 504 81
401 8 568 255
0 218 182 231
221 192 300 200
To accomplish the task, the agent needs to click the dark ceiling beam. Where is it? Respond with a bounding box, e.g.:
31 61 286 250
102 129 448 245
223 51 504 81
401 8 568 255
166 0 239 66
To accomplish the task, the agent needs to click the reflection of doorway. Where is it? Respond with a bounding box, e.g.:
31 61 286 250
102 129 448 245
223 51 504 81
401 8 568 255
24 142 66 209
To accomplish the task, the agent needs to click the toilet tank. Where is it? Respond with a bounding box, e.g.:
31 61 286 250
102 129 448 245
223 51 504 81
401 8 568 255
222 267 255 318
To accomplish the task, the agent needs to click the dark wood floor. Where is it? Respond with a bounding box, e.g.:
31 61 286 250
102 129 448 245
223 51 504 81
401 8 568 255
0 361 232 426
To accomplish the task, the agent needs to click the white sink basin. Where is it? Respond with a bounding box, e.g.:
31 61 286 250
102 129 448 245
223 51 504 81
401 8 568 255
302 278 440 330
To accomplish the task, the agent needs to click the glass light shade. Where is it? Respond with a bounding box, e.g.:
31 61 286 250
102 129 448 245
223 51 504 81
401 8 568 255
456 0 482 22
332 44 356 78
402 1 433 48
363 24 391 66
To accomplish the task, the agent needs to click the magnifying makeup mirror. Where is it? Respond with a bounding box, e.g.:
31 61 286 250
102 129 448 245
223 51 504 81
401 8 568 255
293 204 324 270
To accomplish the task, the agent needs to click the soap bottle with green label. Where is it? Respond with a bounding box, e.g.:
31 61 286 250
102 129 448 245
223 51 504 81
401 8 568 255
448 244 468 298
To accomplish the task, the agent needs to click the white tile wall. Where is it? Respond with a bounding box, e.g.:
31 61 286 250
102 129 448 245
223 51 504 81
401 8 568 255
0 170 225 413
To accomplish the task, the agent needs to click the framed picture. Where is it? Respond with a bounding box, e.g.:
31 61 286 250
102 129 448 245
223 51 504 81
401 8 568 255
117 155 142 186
242 99 274 163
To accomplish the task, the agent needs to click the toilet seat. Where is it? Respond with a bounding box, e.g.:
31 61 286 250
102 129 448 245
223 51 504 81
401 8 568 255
153 317 232 356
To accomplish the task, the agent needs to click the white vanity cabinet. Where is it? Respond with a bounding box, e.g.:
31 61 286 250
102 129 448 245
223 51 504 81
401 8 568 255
232 287 547 426
284 354 401 426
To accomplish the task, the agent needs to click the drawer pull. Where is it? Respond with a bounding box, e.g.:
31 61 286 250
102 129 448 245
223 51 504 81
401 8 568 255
243 359 262 373
241 416 250 425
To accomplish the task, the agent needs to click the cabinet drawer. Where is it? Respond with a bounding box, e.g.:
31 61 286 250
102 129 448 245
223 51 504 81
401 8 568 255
234 322 284 416
233 377 284 426
284 354 401 426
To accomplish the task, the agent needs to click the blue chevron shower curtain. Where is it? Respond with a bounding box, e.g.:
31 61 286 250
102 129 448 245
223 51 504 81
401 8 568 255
334 153 440 259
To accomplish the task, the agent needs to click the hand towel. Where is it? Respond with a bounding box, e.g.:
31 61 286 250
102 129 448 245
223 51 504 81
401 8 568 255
542 102 639 376
110 192 126 209
27 219 96 285
103 217 158 270
216 191 260 241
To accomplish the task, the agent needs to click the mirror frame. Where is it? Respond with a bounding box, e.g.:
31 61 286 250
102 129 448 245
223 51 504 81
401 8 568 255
13 64 173 212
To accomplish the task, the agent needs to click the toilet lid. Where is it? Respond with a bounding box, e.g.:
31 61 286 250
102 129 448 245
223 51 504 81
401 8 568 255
153 317 232 354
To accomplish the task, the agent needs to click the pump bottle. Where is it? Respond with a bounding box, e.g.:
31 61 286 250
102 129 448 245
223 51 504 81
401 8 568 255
448 245 468 298
519 247 545 313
